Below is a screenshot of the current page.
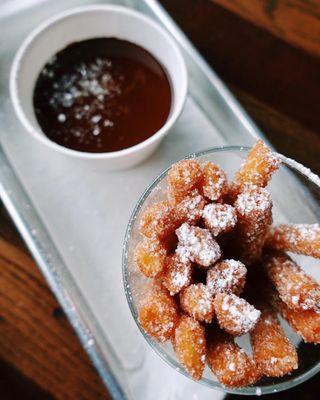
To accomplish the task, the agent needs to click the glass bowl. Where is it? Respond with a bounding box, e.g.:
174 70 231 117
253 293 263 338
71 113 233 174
122 146 320 395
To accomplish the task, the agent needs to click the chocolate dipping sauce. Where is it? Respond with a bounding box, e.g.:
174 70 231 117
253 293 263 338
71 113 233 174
33 38 172 153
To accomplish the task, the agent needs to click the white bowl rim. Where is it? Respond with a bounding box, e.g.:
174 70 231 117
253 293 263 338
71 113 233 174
10 4 188 160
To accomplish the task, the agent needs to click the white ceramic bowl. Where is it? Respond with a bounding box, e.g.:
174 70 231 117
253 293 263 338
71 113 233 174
10 5 187 170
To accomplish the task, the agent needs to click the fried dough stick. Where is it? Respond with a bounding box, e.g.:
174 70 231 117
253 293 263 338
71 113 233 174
231 140 280 198
207 329 260 388
233 186 272 265
271 292 320 344
264 251 320 312
172 315 206 380
251 307 298 377
266 223 320 259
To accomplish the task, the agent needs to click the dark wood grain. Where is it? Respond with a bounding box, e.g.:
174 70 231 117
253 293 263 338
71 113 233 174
231 85 320 175
162 0 320 148
0 212 109 400
212 0 320 57
1 1 320 399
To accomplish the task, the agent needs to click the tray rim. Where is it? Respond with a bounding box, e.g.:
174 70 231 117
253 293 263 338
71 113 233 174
0 0 284 398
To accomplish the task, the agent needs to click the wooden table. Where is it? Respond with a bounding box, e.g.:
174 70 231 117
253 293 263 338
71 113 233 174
0 1 319 398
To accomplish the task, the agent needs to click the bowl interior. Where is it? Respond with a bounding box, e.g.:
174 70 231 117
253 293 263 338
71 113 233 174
123 146 320 395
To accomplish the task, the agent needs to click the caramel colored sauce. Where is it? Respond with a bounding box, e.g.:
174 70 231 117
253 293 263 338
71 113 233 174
33 38 172 153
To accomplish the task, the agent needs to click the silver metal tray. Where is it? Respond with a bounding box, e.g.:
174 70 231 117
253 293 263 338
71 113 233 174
0 0 276 398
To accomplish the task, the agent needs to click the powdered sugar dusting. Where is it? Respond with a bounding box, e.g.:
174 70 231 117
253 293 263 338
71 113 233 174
273 292 320 343
176 190 206 224
251 308 298 377
162 255 192 296
167 160 202 204
266 223 320 258
207 259 247 295
234 185 273 265
41 56 122 142
202 203 237 236
215 293 261 335
139 201 175 239
207 333 260 387
229 362 236 371
173 315 206 379
176 223 221 267
171 268 189 290
138 285 178 343
180 283 214 323
274 223 319 242
236 185 271 215
202 162 228 201
233 140 281 193
265 252 320 312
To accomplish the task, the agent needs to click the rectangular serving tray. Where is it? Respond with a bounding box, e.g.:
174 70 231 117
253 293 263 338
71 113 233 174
0 0 276 398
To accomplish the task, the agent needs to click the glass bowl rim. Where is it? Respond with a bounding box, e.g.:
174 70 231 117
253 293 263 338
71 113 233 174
122 145 320 395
